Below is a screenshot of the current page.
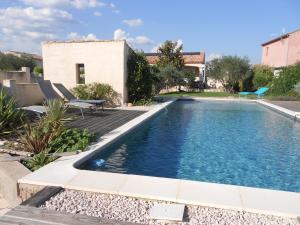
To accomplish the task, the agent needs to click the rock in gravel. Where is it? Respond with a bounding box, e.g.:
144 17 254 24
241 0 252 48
41 190 299 225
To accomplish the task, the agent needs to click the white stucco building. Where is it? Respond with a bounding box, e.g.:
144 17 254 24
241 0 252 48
42 40 130 104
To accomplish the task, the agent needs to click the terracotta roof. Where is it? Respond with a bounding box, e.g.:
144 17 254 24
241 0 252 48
261 28 300 46
145 52 205 64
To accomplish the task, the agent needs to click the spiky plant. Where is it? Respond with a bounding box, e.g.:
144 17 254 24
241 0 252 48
24 150 58 171
0 88 23 135
17 119 63 154
44 99 66 126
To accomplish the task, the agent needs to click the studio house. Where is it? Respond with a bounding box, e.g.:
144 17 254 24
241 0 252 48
42 40 131 104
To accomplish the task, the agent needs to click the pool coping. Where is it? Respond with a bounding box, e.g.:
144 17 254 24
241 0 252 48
18 98 300 219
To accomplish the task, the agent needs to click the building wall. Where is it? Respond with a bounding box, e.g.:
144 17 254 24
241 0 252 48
287 31 300 65
43 40 129 104
0 67 31 84
261 30 300 67
261 37 288 68
2 80 44 106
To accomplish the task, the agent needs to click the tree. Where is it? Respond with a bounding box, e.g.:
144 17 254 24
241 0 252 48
156 65 185 91
253 65 273 89
206 55 250 92
156 40 184 70
34 66 43 76
0 52 36 72
127 51 152 102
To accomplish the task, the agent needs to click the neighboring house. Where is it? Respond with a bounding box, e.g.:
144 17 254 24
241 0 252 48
145 52 206 82
42 40 131 104
4 51 43 68
261 29 300 68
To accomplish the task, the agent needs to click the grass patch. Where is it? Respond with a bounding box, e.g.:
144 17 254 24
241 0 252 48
160 91 238 98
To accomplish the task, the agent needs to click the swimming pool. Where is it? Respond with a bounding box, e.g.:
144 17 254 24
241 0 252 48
78 100 300 192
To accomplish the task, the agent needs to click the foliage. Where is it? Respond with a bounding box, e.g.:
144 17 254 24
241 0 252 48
33 66 43 76
206 55 250 92
156 65 185 90
49 128 95 153
71 83 119 105
17 99 65 154
184 71 196 90
156 40 184 70
17 119 63 154
239 69 255 91
127 51 153 103
0 88 23 135
270 62 300 95
253 65 273 89
0 52 36 72
132 98 152 106
23 150 58 171
294 82 300 95
44 99 66 127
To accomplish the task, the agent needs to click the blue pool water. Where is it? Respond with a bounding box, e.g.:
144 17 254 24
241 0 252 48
79 100 300 192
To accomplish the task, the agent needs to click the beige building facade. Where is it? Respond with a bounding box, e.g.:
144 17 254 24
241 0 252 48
42 40 130 104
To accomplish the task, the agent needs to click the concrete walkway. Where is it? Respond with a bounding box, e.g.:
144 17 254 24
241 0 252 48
268 101 300 112
0 194 10 217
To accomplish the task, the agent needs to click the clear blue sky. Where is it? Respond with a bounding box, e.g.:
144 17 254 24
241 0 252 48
0 0 299 64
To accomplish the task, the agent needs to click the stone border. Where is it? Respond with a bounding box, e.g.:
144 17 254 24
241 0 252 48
18 99 300 219
257 100 300 122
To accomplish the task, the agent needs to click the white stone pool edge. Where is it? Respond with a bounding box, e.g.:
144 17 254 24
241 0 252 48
18 98 300 219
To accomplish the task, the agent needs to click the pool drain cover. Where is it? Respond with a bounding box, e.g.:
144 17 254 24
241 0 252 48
148 203 185 221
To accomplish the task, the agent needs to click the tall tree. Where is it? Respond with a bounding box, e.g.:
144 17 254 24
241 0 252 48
206 55 250 92
156 40 184 70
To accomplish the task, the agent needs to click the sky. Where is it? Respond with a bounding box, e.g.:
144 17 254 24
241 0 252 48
0 0 299 64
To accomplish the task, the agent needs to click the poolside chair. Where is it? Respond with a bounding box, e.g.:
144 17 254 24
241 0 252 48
239 87 269 98
53 83 106 110
22 80 95 119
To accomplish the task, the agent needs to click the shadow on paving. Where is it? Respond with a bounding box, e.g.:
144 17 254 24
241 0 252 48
66 109 146 137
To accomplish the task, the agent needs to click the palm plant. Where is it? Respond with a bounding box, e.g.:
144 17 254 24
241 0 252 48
44 99 66 126
17 119 63 154
0 88 23 135
24 149 58 171
18 99 66 154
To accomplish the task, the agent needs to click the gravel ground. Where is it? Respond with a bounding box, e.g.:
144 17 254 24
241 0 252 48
42 190 299 225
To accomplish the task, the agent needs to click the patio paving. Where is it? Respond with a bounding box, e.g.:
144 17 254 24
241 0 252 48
267 101 300 112
67 109 146 137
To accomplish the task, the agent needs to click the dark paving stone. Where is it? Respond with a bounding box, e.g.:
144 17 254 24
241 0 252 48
66 109 146 137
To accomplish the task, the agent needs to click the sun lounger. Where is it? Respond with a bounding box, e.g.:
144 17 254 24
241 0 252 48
53 83 105 110
22 80 95 119
239 87 269 97
21 105 48 118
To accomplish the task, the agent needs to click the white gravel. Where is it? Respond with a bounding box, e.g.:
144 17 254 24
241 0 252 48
42 190 299 225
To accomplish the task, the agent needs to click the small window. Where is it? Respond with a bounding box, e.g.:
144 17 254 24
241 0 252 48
266 47 269 56
76 64 85 84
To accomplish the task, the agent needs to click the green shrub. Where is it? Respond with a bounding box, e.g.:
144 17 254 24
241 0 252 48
270 62 300 95
239 69 254 91
127 51 153 103
253 65 273 89
132 98 152 106
71 83 119 106
18 119 63 154
17 99 65 154
293 82 300 95
0 88 23 135
0 52 36 72
49 128 95 153
23 150 58 171
44 99 66 126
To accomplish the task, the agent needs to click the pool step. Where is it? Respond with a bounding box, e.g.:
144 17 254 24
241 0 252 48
148 203 185 222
